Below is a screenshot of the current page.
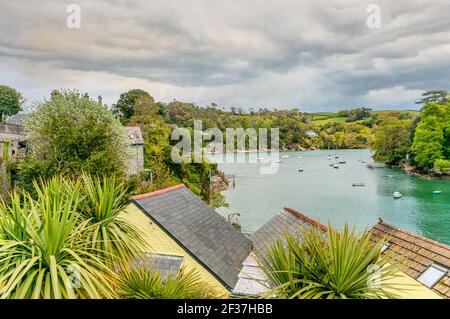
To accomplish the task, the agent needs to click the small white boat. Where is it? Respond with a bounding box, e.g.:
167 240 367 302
393 192 402 199
297 156 303 159
333 164 339 169
256 157 265 160
281 155 290 158
432 190 442 195
327 155 332 160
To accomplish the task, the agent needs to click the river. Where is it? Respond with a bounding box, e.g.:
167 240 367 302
211 149 450 245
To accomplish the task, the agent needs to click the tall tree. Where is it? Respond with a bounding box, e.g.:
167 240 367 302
372 117 412 165
19 90 129 185
0 85 22 120
114 89 154 121
411 103 446 169
415 90 448 105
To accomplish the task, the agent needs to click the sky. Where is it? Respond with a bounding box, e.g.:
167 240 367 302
0 0 449 112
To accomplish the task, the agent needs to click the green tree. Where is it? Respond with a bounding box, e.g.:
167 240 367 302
372 117 412 165
114 89 155 121
415 90 448 105
0 85 22 120
411 103 447 169
19 90 128 186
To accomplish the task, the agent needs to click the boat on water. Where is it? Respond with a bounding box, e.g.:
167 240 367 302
433 190 442 195
298 168 304 172
298 156 303 159
333 164 339 169
352 183 365 187
281 155 289 158
327 155 332 160
339 161 346 164
393 192 402 199
329 163 335 167
335 155 339 159
386 174 394 178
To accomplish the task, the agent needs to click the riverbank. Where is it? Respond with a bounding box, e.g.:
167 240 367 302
399 163 450 180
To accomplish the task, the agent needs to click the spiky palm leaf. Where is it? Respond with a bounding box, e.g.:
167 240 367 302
258 224 403 299
115 267 218 299
0 177 116 299
78 174 148 264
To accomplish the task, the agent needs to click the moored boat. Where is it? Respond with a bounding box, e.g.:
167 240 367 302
393 192 402 199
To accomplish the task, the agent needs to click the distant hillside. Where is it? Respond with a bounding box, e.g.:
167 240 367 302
311 109 420 128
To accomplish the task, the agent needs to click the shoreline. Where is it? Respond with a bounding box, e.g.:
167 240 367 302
396 163 450 180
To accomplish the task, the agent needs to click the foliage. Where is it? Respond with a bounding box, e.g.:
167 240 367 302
19 90 129 187
433 159 450 173
0 85 22 121
114 89 155 121
257 224 401 299
78 174 148 264
372 117 412 165
411 102 448 169
415 90 448 105
116 267 218 299
126 92 223 203
0 177 116 298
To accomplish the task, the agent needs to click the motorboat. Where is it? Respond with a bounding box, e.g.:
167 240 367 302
393 192 402 199
432 190 442 195
339 161 346 164
333 164 339 169
298 168 304 172
352 183 365 187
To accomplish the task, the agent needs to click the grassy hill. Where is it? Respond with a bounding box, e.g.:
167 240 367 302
310 109 420 127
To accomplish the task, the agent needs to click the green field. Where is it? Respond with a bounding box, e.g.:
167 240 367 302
310 109 420 127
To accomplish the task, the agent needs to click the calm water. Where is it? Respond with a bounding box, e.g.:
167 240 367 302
211 149 450 245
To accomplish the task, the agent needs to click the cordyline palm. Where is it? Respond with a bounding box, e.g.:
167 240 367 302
115 267 218 299
257 224 403 299
78 174 148 265
0 177 115 299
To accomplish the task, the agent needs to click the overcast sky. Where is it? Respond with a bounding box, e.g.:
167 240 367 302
0 0 449 111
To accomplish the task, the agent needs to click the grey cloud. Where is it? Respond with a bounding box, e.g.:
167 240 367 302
0 0 449 110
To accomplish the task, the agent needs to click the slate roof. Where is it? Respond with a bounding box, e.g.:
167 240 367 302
231 252 270 297
124 126 144 145
251 207 327 255
5 112 31 126
132 184 253 289
370 221 450 298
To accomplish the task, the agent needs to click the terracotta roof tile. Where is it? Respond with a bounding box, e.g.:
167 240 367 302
369 221 450 298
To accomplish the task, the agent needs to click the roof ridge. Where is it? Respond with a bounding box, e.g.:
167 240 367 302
284 207 328 232
375 221 450 251
131 184 186 200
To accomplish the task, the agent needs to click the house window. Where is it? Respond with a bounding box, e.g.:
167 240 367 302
417 263 448 288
